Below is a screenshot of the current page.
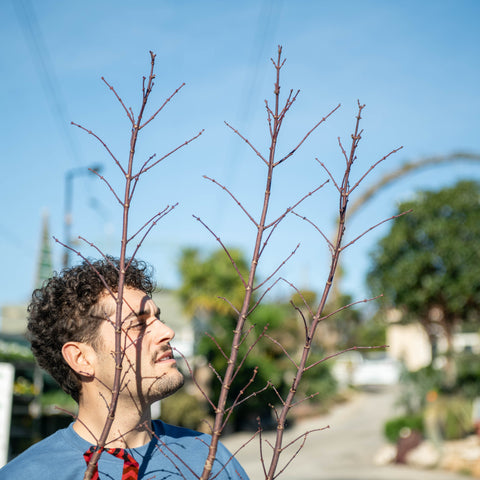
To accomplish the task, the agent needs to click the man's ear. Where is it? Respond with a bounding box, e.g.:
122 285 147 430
62 342 96 378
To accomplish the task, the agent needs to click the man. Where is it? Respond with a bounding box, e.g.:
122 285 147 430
0 257 248 479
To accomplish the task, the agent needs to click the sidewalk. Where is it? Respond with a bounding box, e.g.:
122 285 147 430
222 388 469 480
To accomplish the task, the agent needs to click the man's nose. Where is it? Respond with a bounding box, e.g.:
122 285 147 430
150 318 175 344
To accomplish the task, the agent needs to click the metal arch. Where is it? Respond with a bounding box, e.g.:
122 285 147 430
347 152 480 220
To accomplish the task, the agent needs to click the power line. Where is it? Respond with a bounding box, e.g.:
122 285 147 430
13 0 82 166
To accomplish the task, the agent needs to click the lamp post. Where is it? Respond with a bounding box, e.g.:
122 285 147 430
63 164 103 268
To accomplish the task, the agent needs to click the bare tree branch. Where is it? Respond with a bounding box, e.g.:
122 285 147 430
217 296 241 316
174 349 217 411
304 345 388 372
274 104 341 166
265 180 329 229
340 209 412 252
265 334 299 369
193 215 248 288
203 175 258 226
278 277 315 319
101 76 135 125
254 244 299 291
247 278 282 316
348 146 404 195
133 129 204 179
140 83 186 130
315 159 341 193
318 294 382 323
291 211 334 253
71 121 126 177
224 121 268 165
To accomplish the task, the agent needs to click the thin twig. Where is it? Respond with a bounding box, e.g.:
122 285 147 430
101 76 134 125
265 180 329 229
237 324 257 350
208 363 224 385
222 368 259 428
290 391 320 408
216 296 240 316
224 121 267 165
54 238 117 299
278 277 315 319
316 159 340 193
291 211 334 253
304 345 388 372
204 332 230 361
210 430 261 480
71 122 126 176
318 295 382 323
264 334 299 369
254 244 299 291
126 206 177 267
139 83 186 130
133 129 204 178
290 301 309 339
258 218 281 259
231 326 269 384
193 215 247 287
247 278 282 316
272 427 329 479
348 146 404 195
127 205 176 243
225 381 271 417
274 104 341 166
202 176 257 227
87 168 123 206
340 209 412 251
174 349 217 411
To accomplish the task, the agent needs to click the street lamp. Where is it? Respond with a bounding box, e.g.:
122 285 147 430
63 164 103 268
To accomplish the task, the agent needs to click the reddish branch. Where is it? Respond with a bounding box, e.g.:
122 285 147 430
261 103 364 478
262 105 403 479
69 51 201 480
197 46 341 480
195 47 403 479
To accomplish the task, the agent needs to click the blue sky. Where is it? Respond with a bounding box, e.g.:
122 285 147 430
1 0 479 311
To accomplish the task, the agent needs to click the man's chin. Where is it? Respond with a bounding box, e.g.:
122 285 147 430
151 370 185 402
164 371 185 398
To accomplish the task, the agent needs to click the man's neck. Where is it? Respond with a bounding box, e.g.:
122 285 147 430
73 394 154 449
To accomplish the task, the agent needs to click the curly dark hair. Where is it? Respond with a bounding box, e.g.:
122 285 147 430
27 257 155 403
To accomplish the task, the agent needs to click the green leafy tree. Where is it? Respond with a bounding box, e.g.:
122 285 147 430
178 247 250 317
177 248 337 430
178 247 274 429
368 180 480 359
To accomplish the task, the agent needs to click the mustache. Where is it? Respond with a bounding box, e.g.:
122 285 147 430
151 344 173 363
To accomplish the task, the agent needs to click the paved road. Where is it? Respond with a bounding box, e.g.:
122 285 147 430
222 387 468 480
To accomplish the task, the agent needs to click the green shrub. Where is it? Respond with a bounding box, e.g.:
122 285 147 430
426 396 473 440
384 414 424 443
445 397 472 439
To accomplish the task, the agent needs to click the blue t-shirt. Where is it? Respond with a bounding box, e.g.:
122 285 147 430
0 420 249 479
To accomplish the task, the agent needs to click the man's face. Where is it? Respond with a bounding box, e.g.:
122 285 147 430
93 287 184 405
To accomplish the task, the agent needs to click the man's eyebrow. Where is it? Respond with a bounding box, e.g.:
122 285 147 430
125 306 161 320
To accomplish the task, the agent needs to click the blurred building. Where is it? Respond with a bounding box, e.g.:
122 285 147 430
385 308 480 371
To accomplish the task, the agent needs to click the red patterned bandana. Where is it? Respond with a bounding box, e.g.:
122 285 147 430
84 446 139 480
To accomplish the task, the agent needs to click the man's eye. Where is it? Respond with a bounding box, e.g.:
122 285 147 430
128 320 145 330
